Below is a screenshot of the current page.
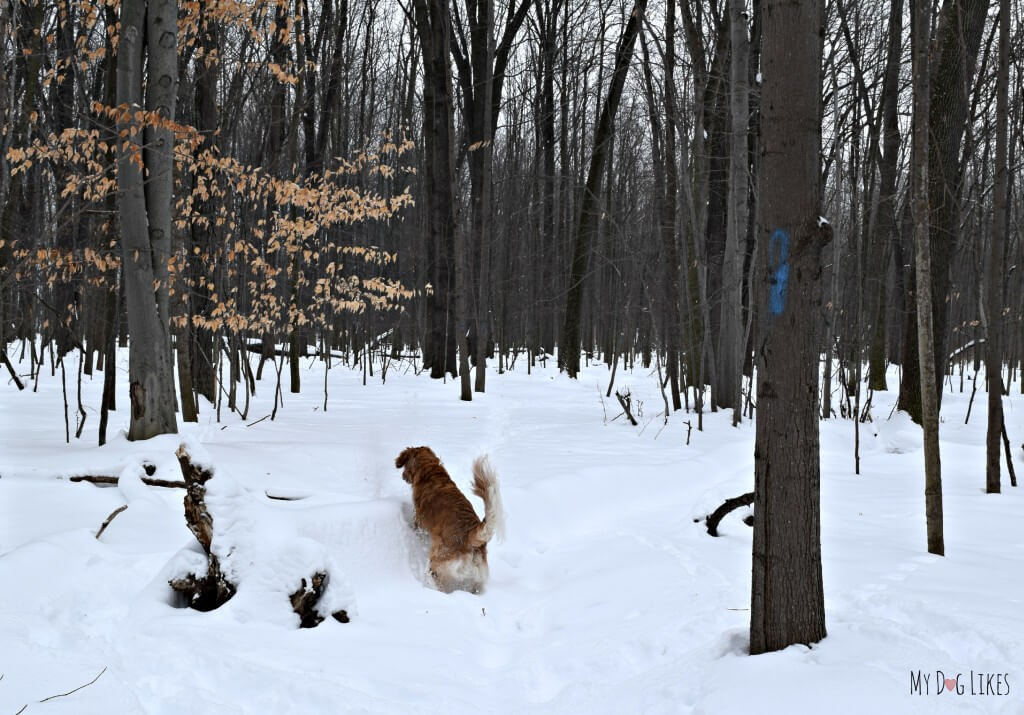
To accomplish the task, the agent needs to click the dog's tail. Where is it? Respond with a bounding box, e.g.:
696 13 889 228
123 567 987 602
469 455 505 546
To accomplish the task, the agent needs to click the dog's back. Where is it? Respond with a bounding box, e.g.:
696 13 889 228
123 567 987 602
396 447 504 594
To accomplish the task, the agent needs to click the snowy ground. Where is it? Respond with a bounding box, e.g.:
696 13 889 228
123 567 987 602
1 347 1022 714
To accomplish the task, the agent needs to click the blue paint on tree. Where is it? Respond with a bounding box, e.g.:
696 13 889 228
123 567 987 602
769 229 790 316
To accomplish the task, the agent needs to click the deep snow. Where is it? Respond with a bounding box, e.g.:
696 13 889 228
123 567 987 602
0 348 1021 714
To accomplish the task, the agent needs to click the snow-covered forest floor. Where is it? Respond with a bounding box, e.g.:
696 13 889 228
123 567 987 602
1 348 1021 714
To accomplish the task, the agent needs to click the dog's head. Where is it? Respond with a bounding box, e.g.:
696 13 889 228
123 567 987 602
395 446 438 484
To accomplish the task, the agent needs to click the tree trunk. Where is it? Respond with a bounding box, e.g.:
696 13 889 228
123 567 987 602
561 0 647 378
116 0 179 441
911 0 945 556
719 0 749 422
662 0 682 412
750 0 828 655
899 0 987 419
867 0 904 393
414 0 459 380
986 0 1009 494
190 1 220 405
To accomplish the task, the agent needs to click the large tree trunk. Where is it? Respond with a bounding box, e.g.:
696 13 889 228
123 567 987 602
749 0 828 655
116 0 179 441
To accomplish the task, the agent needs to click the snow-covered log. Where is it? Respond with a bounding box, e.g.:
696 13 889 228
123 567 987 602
170 444 353 626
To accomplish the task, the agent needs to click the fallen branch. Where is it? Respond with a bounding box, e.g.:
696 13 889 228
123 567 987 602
69 475 186 489
1003 419 1017 487
705 491 755 537
38 666 107 703
1 349 24 390
95 505 128 539
265 491 309 501
615 389 639 426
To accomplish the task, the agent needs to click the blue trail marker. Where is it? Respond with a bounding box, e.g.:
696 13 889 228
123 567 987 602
768 228 790 316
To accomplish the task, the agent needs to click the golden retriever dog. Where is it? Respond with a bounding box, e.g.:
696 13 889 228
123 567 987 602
395 446 504 594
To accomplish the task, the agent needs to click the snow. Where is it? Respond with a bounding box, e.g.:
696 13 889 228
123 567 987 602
1 349 1022 713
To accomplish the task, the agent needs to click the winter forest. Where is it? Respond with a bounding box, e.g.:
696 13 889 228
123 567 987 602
1 0 1022 711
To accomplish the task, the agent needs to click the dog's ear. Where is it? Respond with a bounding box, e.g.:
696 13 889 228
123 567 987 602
396 447 415 469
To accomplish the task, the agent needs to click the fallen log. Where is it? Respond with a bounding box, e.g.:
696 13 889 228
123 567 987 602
705 491 755 537
172 446 349 626
70 474 186 489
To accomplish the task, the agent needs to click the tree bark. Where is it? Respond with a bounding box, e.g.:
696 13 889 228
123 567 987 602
116 0 179 441
750 0 828 655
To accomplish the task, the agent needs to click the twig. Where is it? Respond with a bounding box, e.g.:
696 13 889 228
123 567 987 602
95 505 128 539
246 414 271 428
38 666 107 703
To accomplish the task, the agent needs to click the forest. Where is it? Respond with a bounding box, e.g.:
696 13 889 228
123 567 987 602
0 0 1022 712
1 0 1019 431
